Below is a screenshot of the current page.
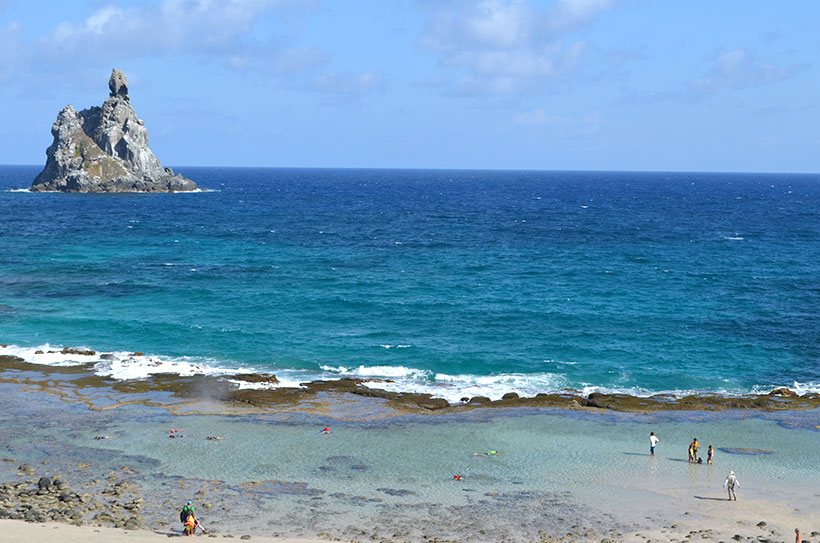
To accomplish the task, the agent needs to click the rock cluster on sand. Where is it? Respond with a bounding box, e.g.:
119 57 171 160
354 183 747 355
0 472 143 530
31 69 196 193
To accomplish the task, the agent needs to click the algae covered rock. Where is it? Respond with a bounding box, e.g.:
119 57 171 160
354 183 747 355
32 69 196 193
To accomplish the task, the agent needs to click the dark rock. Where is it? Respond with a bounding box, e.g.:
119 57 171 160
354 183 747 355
756 521 767 528
468 396 492 404
418 398 450 410
768 387 796 397
501 392 520 400
61 347 95 356
59 492 75 502
37 477 52 491
24 508 44 522
231 373 278 384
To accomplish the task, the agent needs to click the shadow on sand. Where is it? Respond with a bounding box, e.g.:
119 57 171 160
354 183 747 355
694 496 728 501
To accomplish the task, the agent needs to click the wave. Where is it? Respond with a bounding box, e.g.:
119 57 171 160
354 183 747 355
2 343 818 404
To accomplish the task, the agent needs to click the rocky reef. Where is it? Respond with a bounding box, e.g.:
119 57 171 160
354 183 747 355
31 69 196 193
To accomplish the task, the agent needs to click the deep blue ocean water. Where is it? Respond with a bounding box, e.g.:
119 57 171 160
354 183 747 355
1 166 818 399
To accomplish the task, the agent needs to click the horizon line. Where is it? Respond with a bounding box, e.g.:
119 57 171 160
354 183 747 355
2 163 819 177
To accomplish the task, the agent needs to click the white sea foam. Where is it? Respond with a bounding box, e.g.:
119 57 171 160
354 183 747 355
3 343 818 403
320 364 430 379
6 188 32 192
0 343 244 380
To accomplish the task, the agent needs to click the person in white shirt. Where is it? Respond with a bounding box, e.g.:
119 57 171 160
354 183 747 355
649 431 660 456
724 470 739 501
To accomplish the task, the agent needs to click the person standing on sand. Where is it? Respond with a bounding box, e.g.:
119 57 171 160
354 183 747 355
795 528 801 543
707 445 715 464
723 470 739 501
649 432 659 456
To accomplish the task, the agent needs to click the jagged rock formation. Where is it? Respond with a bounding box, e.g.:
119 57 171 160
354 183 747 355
31 69 196 192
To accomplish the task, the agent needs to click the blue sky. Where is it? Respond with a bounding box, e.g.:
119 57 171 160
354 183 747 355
1 0 818 172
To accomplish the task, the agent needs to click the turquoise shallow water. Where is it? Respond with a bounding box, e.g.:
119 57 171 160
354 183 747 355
0 166 818 400
2 379 817 539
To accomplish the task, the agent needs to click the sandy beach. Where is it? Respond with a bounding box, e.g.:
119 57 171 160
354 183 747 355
0 519 324 542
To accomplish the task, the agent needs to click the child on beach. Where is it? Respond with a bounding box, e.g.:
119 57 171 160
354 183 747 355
707 445 714 464
649 432 659 456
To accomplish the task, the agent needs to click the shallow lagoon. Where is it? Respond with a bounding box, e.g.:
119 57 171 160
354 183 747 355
2 381 817 541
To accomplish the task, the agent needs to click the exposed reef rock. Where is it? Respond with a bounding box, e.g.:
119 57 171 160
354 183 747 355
2 355 819 415
31 69 196 193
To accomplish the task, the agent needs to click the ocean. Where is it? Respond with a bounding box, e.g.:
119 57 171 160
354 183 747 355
1 165 818 401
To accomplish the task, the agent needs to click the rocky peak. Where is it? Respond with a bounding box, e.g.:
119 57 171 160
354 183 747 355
32 68 196 193
108 69 129 100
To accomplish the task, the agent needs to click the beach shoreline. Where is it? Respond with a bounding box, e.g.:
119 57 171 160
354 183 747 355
2 352 818 417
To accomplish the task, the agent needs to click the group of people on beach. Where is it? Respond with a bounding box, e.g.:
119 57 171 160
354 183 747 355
687 437 715 465
649 432 739 501
649 432 714 464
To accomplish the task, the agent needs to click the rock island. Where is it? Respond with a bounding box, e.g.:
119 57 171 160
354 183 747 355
31 69 196 192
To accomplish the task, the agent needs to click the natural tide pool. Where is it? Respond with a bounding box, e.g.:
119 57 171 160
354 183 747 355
1 380 818 541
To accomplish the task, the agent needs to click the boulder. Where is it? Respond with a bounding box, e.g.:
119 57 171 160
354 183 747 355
61 347 95 356
37 477 52 491
501 392 520 400
417 398 450 410
31 69 196 193
468 396 492 405
768 387 797 397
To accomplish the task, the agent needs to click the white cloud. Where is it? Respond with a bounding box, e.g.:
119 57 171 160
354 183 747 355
0 22 21 82
690 48 800 97
513 107 605 135
549 0 613 31
15 0 381 101
419 0 614 96
311 71 385 97
39 0 320 72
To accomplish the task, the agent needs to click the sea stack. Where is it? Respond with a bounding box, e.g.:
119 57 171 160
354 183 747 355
31 69 196 192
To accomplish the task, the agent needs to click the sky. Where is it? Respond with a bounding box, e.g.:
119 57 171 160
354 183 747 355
1 0 818 172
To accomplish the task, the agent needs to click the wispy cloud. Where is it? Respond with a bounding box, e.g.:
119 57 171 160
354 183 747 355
419 0 614 96
8 0 382 101
620 46 806 105
0 22 21 82
513 107 605 135
40 0 313 68
688 47 803 97
311 71 385 96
